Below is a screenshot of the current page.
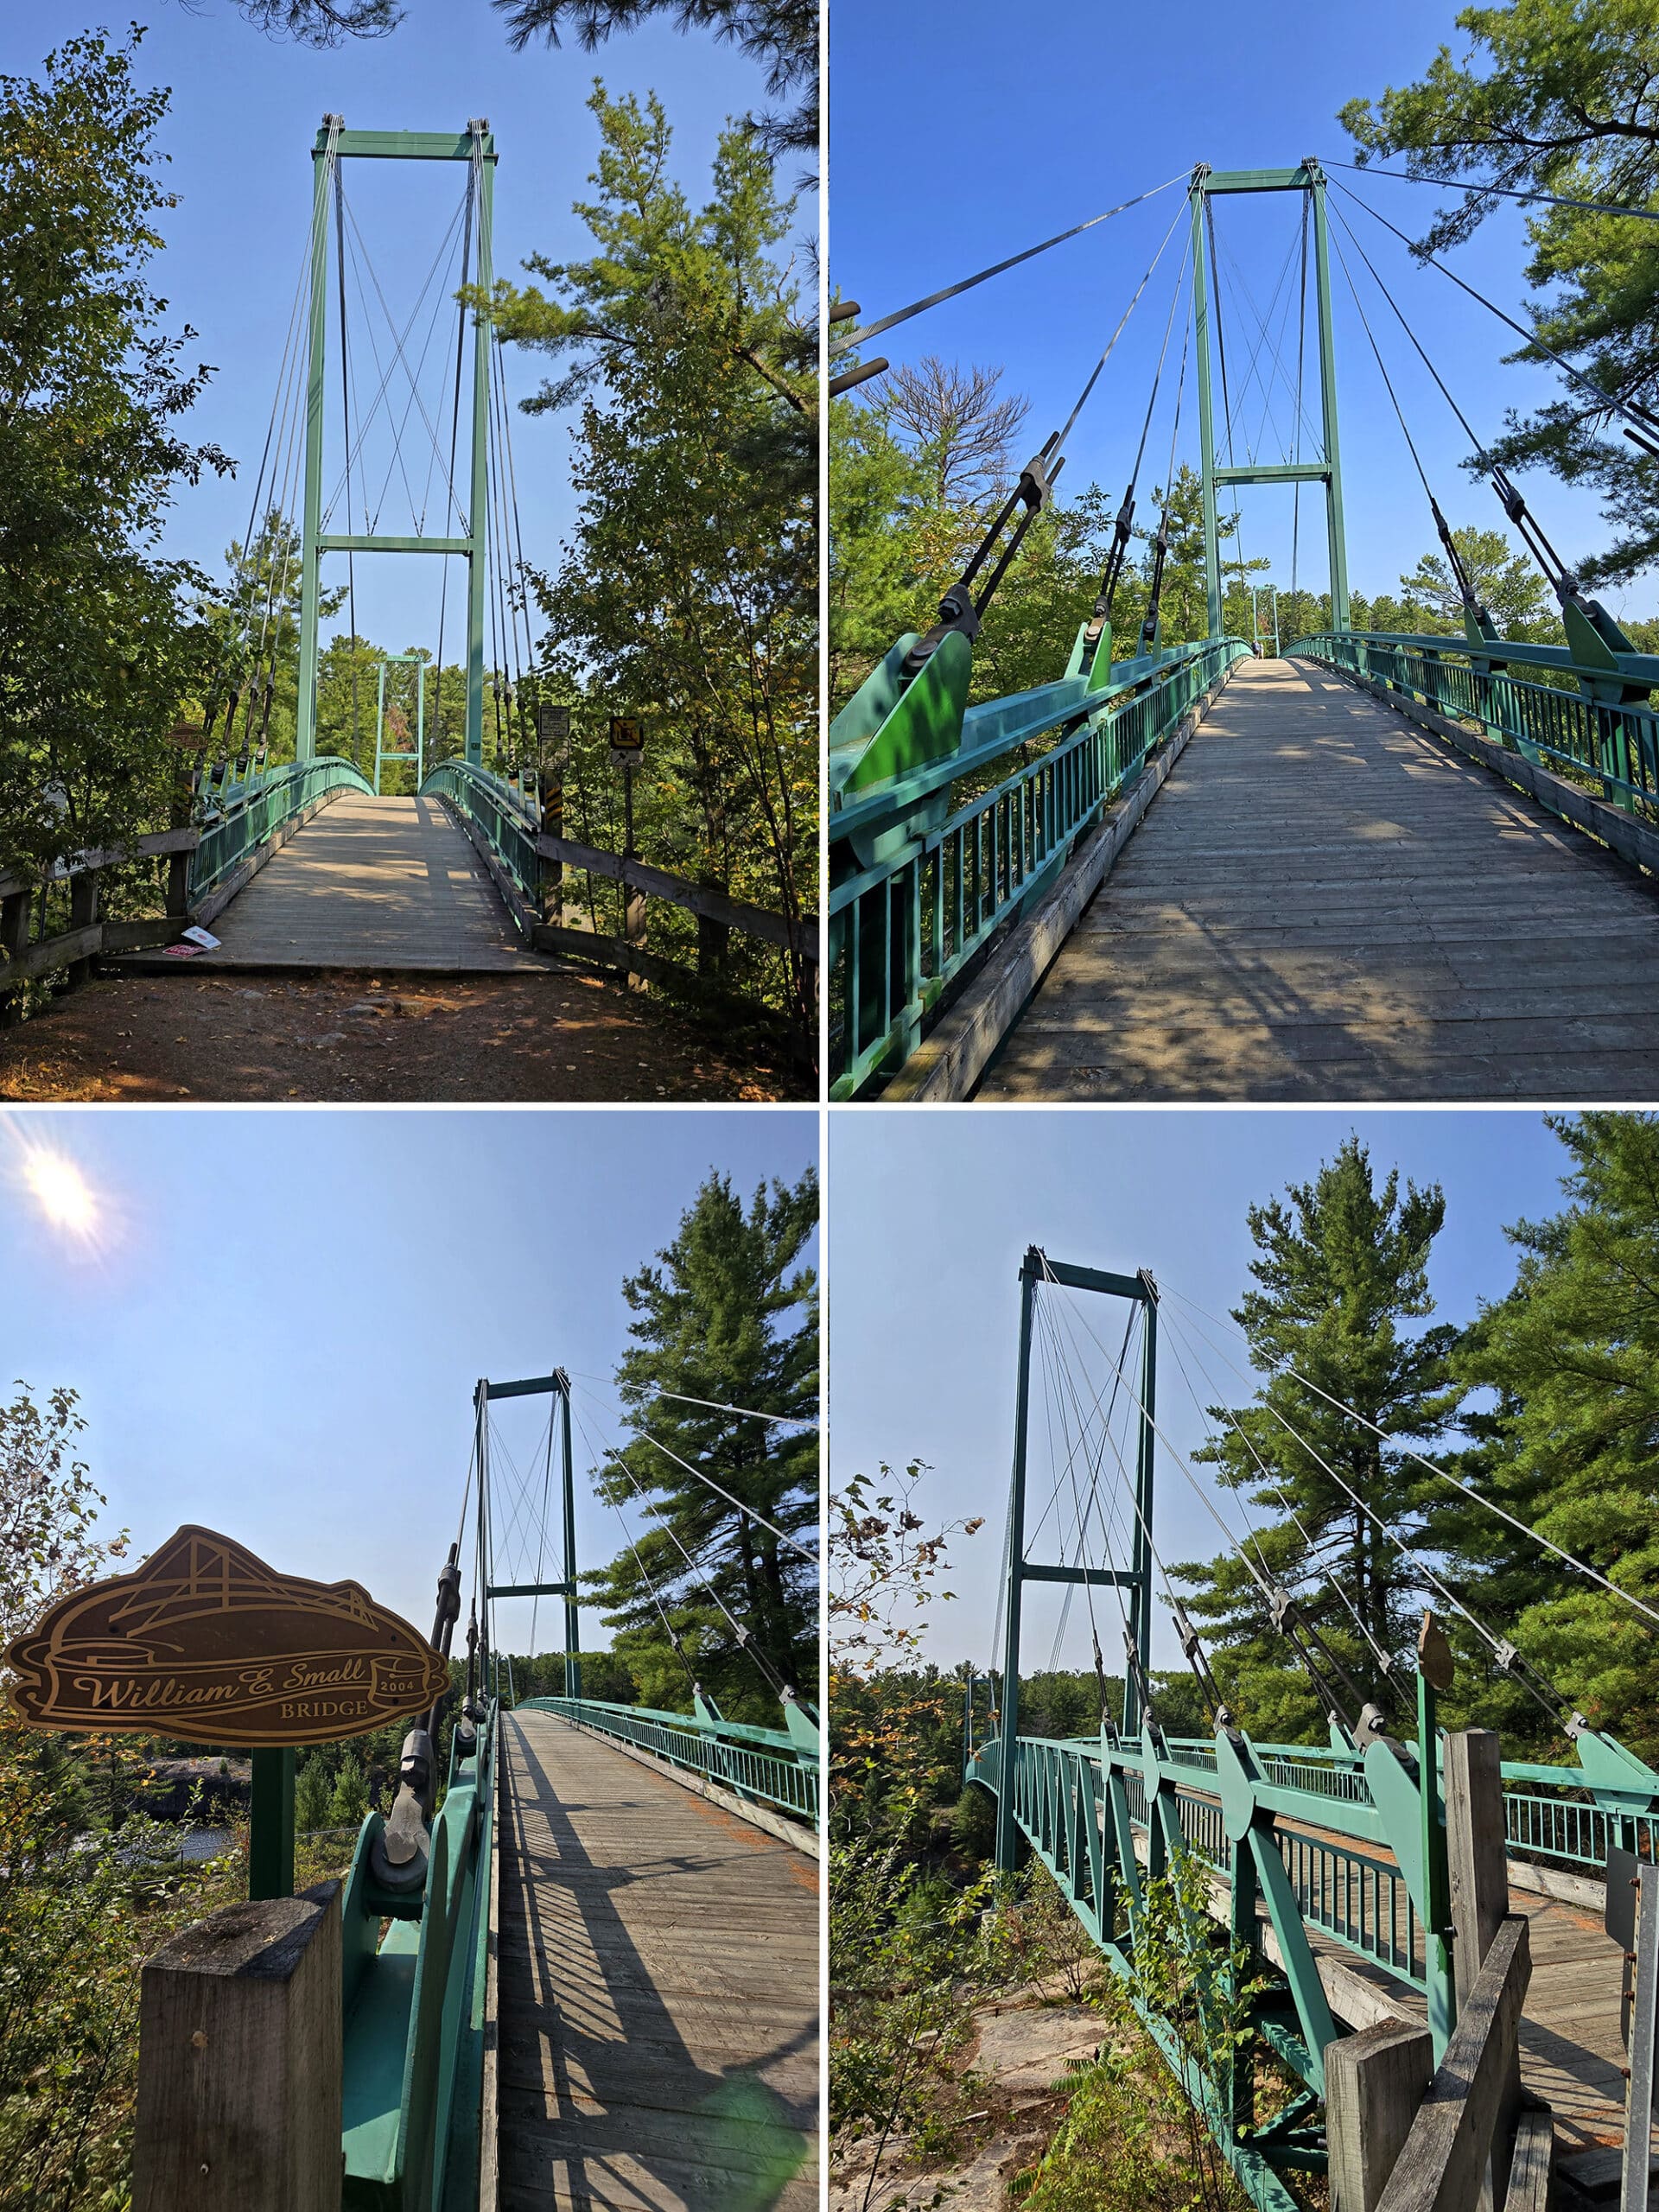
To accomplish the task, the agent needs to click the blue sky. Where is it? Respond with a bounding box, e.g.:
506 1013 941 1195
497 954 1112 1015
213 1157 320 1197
829 0 1652 620
0 1106 818 1658
3 3 806 656
828 1109 1578 1674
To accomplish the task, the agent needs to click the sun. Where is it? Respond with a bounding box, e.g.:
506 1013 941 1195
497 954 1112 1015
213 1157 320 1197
22 1147 99 1238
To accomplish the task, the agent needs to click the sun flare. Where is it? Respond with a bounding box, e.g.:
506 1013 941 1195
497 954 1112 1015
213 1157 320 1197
23 1148 99 1238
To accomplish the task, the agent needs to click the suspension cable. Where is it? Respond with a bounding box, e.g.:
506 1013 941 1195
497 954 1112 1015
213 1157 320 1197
830 173 1188 357
1322 156 1659 227
1086 238 1192 640
1165 1280 1659 1636
1332 175 1659 443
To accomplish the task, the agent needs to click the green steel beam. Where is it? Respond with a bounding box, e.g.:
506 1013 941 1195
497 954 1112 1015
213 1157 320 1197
1204 167 1314 193
995 1249 1039 1873
1022 1563 1141 1587
296 128 333 762
1038 1256 1154 1302
1308 162 1351 629
559 1382 581 1700
466 138 493 768
1213 465 1331 486
327 128 494 160
319 533 474 555
485 1373 559 1400
1191 184 1223 638
486 1581 574 1599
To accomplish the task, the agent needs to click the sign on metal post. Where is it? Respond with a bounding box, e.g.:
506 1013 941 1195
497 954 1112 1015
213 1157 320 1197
5 1527 449 1902
537 701 570 760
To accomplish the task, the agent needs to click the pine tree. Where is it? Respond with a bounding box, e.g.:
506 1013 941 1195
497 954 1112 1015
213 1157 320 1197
1174 1138 1464 1741
295 1755 332 1834
586 1166 818 1725
1441 1113 1659 1757
326 1756 370 1829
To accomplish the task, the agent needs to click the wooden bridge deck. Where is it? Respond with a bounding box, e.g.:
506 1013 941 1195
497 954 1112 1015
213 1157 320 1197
194 793 547 971
981 656 1659 1102
495 1708 819 2212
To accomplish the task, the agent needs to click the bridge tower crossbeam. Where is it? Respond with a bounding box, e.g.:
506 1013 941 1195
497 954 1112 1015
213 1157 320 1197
296 120 496 773
1192 162 1349 638
995 1246 1157 1872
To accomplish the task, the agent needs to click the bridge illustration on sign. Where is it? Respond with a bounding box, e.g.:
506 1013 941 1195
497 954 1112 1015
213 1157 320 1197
830 160 1659 1103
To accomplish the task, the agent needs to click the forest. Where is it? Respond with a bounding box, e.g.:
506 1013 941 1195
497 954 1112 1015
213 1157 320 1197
830 1112 1659 2209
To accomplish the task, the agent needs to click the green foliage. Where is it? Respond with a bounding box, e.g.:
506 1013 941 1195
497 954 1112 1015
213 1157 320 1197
295 1753 333 1834
1339 0 1659 588
0 29 230 882
0 1383 129 1647
1175 1136 1465 1738
1447 1112 1659 1753
493 0 818 164
583 1165 817 1726
486 85 816 1022
326 1755 370 1828
1395 524 1560 637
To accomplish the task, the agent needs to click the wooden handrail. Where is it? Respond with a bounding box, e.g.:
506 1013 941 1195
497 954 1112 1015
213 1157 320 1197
535 832 817 958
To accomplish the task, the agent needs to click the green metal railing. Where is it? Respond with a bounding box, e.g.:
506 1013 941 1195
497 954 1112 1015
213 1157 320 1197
526 1694 821 1830
828 636 1253 1096
1292 630 1659 821
419 759 540 926
340 1700 496 2212
189 756 375 903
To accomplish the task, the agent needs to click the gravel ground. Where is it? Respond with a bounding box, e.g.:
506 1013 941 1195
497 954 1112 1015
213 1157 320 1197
0 967 798 1102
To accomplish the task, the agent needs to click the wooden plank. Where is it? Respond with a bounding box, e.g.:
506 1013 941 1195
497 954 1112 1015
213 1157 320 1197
1327 2023 1435 2212
536 836 815 954
1376 1916 1530 2212
1502 2110 1553 2212
132 1881 341 2212
495 1709 817 2212
882 664 1238 1101
189 795 550 972
982 658 1659 1102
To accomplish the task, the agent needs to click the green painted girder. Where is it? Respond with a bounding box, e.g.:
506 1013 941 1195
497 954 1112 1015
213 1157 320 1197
318 535 474 556
1212 464 1330 486
1202 166 1315 193
1022 1562 1141 1587
486 1580 573 1599
316 128 498 162
340 1703 495 2212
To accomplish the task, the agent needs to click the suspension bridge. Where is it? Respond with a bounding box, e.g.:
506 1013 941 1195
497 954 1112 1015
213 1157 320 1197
1 116 810 1043
130 1366 820 2212
829 160 1659 1103
957 1248 1659 2210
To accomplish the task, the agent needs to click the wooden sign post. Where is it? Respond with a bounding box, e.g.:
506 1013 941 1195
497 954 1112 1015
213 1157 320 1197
5 1525 448 1898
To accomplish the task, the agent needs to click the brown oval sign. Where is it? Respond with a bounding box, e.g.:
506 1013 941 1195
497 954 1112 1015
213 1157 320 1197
4 1525 449 1747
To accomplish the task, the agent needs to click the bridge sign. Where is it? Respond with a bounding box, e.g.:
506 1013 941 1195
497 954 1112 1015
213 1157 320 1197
5 1525 448 1746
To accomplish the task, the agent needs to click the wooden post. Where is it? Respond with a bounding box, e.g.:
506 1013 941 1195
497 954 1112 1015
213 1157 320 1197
1446 1729 1520 2211
1376 1916 1531 2212
1446 1731 1509 1993
133 1880 342 2212
67 868 99 987
0 887 29 1024
1327 2022 1435 2212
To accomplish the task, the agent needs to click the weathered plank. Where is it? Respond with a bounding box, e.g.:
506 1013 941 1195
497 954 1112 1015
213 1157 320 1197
1375 1916 1529 2212
1328 2023 1435 2212
536 834 816 956
190 794 549 972
495 1709 817 2212
1502 2109 1552 2212
982 658 1659 1101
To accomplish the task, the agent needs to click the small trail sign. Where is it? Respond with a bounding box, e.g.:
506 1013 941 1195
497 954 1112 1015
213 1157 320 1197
608 715 644 766
5 1525 448 1747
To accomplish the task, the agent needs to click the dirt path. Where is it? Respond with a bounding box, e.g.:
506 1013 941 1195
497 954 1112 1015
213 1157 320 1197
0 969 796 1102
